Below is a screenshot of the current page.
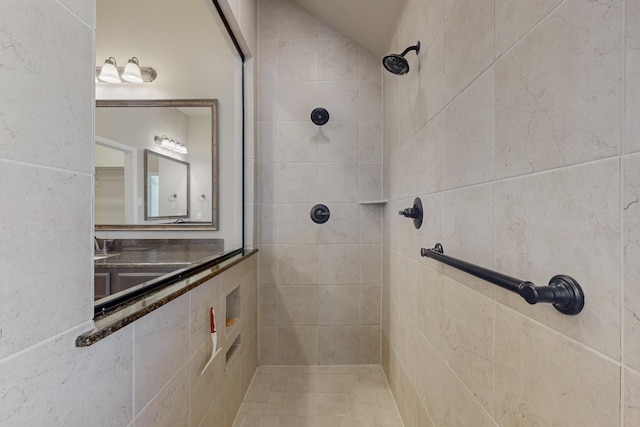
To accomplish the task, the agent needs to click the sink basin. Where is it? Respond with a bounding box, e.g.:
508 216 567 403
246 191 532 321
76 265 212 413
94 253 119 261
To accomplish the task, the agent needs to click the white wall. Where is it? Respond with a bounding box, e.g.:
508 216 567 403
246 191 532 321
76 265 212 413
382 0 640 426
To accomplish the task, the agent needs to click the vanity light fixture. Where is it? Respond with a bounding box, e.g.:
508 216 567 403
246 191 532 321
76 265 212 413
154 135 188 155
96 57 157 83
98 57 121 83
121 57 143 83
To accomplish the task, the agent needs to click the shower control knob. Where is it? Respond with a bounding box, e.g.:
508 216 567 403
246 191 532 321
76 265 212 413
310 204 330 224
398 197 423 229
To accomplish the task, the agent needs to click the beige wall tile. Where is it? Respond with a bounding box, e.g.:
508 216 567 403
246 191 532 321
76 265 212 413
275 204 319 244
441 183 494 272
275 122 318 162
134 295 190 411
135 361 190 427
278 245 319 285
0 163 92 358
359 162 383 201
416 32 445 128
259 285 278 325
359 326 381 364
444 0 494 102
190 275 222 352
259 326 279 365
318 40 360 81
318 244 360 284
495 0 561 57
359 123 383 162
276 0 320 40
494 0 622 179
416 265 444 352
258 39 278 81
318 203 360 244
319 285 359 325
442 277 494 412
278 326 318 365
274 163 318 203
319 81 359 123
317 163 359 202
623 154 640 371
360 81 383 123
0 1 93 173
318 326 361 364
624 368 640 426
359 204 382 244
495 306 620 426
360 245 382 285
626 0 640 153
389 138 417 201
277 285 319 325
276 81 318 122
0 324 133 426
415 111 444 196
443 68 494 189
359 48 382 82
495 159 620 359
318 123 359 162
190 342 226 426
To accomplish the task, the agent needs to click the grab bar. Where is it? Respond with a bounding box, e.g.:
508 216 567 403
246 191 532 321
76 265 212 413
420 243 584 315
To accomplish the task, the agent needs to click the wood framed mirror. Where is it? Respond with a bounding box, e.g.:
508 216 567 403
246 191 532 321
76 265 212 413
95 99 218 230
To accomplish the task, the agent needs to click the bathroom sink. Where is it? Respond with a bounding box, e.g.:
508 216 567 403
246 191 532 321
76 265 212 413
93 253 119 261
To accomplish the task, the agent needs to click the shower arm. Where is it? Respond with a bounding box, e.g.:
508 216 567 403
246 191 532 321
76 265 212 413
399 44 419 57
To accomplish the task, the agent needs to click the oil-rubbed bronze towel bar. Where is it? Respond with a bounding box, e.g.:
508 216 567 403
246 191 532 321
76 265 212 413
420 243 585 315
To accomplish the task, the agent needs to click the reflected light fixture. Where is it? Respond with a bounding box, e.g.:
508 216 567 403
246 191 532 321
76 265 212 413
96 57 157 83
154 135 188 154
98 57 121 83
121 57 143 83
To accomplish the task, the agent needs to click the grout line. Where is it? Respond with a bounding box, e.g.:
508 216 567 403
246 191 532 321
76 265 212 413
620 0 627 419
493 0 567 63
0 157 93 177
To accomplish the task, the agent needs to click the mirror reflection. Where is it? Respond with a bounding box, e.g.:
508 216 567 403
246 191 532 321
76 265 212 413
94 99 218 230
144 150 190 220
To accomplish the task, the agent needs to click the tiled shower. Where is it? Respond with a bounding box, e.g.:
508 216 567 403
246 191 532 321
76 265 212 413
257 0 640 426
3 0 640 425
257 0 384 365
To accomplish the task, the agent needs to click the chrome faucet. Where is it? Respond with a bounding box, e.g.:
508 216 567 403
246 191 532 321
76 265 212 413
94 237 112 254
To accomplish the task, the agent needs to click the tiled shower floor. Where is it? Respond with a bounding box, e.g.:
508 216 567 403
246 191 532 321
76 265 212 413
232 365 404 427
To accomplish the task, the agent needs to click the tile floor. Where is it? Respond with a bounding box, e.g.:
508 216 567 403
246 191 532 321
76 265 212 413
232 365 404 427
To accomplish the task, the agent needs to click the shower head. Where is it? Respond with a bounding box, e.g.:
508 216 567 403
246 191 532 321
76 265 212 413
382 41 421 75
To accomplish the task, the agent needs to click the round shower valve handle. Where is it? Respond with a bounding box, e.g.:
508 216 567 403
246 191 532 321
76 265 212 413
398 197 423 229
310 204 330 224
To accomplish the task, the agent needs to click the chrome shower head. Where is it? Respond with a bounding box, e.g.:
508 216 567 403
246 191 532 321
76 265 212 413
382 41 421 75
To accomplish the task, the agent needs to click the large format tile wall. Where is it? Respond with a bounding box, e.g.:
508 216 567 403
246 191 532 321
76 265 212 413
0 1 259 426
383 0 640 426
257 0 384 365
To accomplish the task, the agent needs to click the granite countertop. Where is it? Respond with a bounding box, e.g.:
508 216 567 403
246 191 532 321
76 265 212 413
93 238 225 268
94 249 224 267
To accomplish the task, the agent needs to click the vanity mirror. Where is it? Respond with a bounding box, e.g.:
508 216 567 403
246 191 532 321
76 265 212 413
144 149 190 220
95 99 218 230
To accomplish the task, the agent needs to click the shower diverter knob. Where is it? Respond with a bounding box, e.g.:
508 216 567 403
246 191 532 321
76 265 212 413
310 204 330 224
398 197 423 229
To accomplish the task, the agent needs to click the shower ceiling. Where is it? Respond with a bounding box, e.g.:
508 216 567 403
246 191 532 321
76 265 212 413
292 0 406 57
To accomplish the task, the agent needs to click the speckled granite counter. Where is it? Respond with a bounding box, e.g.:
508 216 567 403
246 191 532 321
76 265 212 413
94 238 225 267
94 248 224 267
78 249 258 347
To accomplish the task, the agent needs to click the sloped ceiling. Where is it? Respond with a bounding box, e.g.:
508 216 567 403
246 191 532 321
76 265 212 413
292 0 406 57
